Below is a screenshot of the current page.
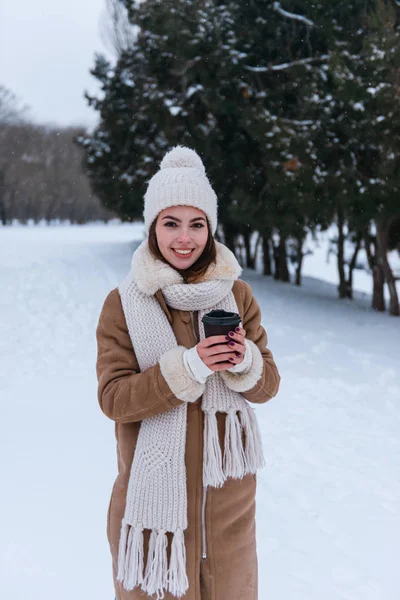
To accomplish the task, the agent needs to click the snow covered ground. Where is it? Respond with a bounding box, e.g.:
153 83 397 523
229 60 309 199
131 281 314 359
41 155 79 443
1 222 399 600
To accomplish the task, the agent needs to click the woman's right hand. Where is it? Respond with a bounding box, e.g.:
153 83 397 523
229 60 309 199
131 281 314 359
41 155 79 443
196 335 240 372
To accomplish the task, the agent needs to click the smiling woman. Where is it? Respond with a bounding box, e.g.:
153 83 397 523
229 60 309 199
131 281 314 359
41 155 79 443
96 145 280 600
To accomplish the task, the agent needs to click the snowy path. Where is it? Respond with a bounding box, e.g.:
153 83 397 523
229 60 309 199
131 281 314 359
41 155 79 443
1 224 399 600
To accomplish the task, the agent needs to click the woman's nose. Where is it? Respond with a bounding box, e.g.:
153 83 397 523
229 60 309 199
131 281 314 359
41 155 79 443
176 230 192 242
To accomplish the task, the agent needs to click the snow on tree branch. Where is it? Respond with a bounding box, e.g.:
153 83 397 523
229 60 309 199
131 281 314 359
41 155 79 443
280 118 315 126
273 2 314 28
245 55 328 73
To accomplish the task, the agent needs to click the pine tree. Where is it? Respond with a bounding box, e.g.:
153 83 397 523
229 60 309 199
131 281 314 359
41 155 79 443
306 0 400 312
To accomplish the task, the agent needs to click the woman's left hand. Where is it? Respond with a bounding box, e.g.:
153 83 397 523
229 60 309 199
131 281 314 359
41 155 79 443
225 326 246 366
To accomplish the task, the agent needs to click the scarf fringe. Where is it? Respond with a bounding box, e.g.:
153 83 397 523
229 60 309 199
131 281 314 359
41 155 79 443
117 525 188 600
143 529 168 598
125 525 144 589
167 528 189 597
223 409 246 478
116 518 129 582
203 406 265 487
203 409 225 487
240 403 266 472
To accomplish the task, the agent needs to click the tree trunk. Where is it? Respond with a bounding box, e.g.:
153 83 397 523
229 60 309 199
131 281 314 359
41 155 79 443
295 234 304 286
273 242 280 280
337 205 347 299
376 219 399 316
0 169 6 225
363 232 384 311
0 196 6 225
295 257 303 285
262 236 272 276
345 232 362 299
242 231 254 269
363 233 374 271
250 232 261 270
222 225 237 254
372 264 386 312
278 235 290 282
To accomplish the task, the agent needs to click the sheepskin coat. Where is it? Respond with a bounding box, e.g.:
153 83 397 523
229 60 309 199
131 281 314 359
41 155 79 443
96 250 280 600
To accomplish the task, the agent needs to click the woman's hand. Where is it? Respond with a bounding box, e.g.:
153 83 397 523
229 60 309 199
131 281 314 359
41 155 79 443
196 326 246 371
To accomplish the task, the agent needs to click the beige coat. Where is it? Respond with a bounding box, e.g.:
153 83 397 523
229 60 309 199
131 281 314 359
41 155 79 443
96 278 280 600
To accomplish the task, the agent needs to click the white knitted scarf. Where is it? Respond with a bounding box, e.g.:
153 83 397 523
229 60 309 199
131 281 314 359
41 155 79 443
117 240 265 599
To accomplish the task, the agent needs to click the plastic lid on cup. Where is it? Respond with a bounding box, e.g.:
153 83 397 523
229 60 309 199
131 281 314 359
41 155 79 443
201 310 241 326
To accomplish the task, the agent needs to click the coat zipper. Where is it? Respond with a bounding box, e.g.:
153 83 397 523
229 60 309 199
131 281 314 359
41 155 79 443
189 311 208 561
201 485 208 560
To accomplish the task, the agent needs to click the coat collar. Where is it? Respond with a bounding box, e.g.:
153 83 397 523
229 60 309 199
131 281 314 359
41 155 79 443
130 238 242 296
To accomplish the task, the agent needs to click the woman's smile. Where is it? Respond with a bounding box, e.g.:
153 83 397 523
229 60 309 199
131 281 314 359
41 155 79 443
171 248 196 258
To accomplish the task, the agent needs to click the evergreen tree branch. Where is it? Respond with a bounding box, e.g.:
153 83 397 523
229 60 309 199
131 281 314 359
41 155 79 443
245 55 328 73
272 2 314 28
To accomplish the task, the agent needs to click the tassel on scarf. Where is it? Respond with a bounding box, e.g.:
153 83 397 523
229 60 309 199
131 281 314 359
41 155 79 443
116 518 129 582
117 522 144 590
203 409 225 487
167 528 189 598
125 526 144 590
142 529 168 599
223 409 246 478
240 404 266 473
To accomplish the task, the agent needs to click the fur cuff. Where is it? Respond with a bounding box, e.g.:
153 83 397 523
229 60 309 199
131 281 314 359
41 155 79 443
159 346 205 403
219 339 264 393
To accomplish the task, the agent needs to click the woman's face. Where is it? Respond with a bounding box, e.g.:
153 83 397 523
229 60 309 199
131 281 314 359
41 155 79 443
155 205 209 270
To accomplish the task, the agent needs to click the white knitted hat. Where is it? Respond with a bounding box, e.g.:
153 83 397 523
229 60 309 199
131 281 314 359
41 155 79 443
143 146 218 235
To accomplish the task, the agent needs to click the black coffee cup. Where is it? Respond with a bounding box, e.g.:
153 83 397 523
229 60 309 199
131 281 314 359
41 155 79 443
201 309 241 339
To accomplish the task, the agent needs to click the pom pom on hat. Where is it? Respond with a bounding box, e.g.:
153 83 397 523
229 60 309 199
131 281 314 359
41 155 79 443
160 146 206 173
143 146 218 235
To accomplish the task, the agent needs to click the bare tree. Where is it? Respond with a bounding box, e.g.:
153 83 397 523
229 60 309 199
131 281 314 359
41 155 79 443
0 85 30 222
100 0 138 58
0 85 28 124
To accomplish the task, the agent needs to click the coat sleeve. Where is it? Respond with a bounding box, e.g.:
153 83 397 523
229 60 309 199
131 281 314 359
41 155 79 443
219 280 280 403
96 289 205 423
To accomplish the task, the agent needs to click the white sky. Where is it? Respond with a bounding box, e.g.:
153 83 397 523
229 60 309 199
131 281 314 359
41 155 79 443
0 0 112 129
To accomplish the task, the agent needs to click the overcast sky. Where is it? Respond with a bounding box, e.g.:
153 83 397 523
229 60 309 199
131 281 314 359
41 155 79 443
0 0 112 129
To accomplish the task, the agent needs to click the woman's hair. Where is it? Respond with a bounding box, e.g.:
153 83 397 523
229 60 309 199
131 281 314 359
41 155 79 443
148 215 217 283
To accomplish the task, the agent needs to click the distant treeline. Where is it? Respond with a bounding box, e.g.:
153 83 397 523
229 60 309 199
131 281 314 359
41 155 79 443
0 85 112 225
79 0 400 315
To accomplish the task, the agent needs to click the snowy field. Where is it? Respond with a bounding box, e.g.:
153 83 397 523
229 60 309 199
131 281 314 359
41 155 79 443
1 223 399 600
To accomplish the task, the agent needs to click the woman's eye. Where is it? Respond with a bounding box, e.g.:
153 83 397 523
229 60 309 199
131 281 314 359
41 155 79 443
164 222 204 228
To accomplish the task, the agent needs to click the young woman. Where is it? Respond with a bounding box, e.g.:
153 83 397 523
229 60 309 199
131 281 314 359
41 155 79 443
96 146 280 600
